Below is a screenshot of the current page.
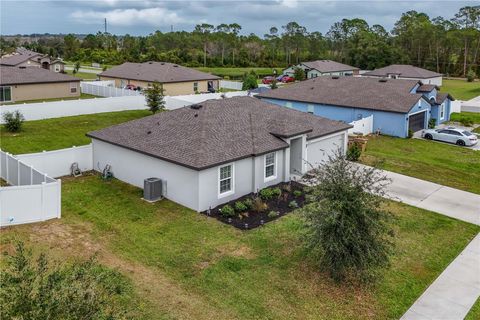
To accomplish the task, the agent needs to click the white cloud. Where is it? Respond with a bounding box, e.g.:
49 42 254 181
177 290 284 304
279 0 298 8
71 7 185 26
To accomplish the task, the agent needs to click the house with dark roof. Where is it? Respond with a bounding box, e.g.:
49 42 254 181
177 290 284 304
363 64 443 86
283 60 359 79
87 96 351 211
99 61 221 95
0 66 80 103
256 76 454 138
0 47 65 73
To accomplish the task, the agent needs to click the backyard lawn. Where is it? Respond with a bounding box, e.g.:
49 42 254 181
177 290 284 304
194 67 283 79
0 110 151 154
441 79 480 101
1 174 478 319
360 135 480 194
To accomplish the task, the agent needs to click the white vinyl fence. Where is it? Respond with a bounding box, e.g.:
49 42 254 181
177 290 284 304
220 80 243 90
0 150 61 227
81 81 142 97
0 91 251 123
348 115 373 135
450 100 462 114
17 145 93 178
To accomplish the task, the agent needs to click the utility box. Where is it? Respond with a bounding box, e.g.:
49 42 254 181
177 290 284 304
143 178 163 202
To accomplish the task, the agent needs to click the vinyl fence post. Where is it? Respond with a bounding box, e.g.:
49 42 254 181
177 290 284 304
5 152 9 183
41 182 46 221
17 160 20 185
30 166 33 185
57 179 62 219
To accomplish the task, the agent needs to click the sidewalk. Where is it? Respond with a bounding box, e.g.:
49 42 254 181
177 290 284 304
381 169 480 226
401 233 480 320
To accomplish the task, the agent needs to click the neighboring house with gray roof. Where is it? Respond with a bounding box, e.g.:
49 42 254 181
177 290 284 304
283 60 359 79
256 76 454 138
363 64 443 86
0 47 65 73
0 66 80 103
99 61 221 96
87 96 351 211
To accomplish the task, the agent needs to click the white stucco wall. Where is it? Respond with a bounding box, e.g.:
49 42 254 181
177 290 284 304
92 139 199 211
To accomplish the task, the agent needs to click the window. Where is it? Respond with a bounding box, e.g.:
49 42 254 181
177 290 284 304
70 82 77 93
286 102 293 109
54 64 61 72
440 103 445 120
0 86 12 102
264 152 276 181
193 82 198 92
307 104 314 114
219 164 233 196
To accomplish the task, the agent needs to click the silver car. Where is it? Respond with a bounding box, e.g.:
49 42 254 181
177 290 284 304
422 127 478 146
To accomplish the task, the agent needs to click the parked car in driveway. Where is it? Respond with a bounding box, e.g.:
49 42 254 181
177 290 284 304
262 76 275 84
422 127 478 146
276 75 295 83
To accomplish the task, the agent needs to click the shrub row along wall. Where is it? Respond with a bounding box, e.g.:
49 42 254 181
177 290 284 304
0 150 61 227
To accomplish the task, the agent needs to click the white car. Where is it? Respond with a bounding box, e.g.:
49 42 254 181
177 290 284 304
422 127 478 146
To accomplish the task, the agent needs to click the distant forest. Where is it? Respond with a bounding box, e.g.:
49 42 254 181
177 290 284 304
1 6 479 76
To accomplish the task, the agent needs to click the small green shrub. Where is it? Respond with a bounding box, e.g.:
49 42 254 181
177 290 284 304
220 204 235 217
467 69 476 82
260 187 282 200
428 118 437 129
2 110 25 133
234 201 248 212
346 143 362 161
288 200 299 209
408 129 414 138
243 198 254 210
268 211 279 218
272 187 282 198
293 190 303 197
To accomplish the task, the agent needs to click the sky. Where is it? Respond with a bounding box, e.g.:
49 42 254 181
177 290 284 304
0 0 477 36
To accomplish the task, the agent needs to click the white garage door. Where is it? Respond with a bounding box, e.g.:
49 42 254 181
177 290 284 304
306 133 345 169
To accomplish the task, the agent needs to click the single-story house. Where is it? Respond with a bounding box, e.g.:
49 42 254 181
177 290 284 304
283 60 360 79
98 61 221 95
0 48 65 73
0 66 80 103
256 76 454 138
362 64 443 86
87 96 351 212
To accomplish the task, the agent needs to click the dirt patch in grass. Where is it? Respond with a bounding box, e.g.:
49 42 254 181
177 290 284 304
3 220 237 320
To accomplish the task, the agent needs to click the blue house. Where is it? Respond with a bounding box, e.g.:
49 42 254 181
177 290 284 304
256 77 454 138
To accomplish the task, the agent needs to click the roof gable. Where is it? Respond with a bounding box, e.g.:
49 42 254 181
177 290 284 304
301 60 359 73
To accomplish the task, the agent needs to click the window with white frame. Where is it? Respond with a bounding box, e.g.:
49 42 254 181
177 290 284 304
219 164 233 195
54 64 61 72
70 82 77 93
0 86 12 102
193 82 198 92
440 103 445 120
264 152 276 180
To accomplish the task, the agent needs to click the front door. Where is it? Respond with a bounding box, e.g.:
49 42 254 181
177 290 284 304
289 137 303 175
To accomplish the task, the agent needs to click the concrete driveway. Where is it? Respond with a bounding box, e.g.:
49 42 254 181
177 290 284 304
382 169 479 225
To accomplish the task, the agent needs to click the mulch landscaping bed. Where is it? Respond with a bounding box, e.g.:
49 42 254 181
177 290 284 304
200 181 307 230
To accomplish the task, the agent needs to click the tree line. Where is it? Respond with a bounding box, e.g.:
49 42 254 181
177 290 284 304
0 6 478 76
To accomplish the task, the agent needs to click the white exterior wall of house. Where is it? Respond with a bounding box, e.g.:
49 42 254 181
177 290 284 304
91 130 348 212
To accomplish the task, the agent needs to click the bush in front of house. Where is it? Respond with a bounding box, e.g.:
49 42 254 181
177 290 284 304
428 118 437 129
346 142 362 161
408 129 414 138
220 204 235 217
2 110 25 133
234 201 248 212
288 200 299 209
259 187 282 201
242 71 258 90
253 197 268 213
243 198 254 210
293 190 303 197
268 210 279 218
0 242 135 319
467 69 476 82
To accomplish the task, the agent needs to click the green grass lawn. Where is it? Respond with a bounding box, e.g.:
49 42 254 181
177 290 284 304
194 67 283 80
441 79 480 101
0 110 151 154
360 135 480 194
450 111 480 125
2 93 99 105
66 70 99 80
465 298 480 320
1 174 478 319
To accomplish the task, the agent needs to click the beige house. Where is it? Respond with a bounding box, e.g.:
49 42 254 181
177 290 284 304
99 61 220 96
0 48 65 73
0 66 80 103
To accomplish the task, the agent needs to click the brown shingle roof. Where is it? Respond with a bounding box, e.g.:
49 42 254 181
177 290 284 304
302 60 359 73
363 64 442 79
87 96 350 170
99 61 220 83
417 84 438 92
257 76 423 114
0 66 80 85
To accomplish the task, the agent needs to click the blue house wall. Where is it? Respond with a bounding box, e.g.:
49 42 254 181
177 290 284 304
430 99 451 126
